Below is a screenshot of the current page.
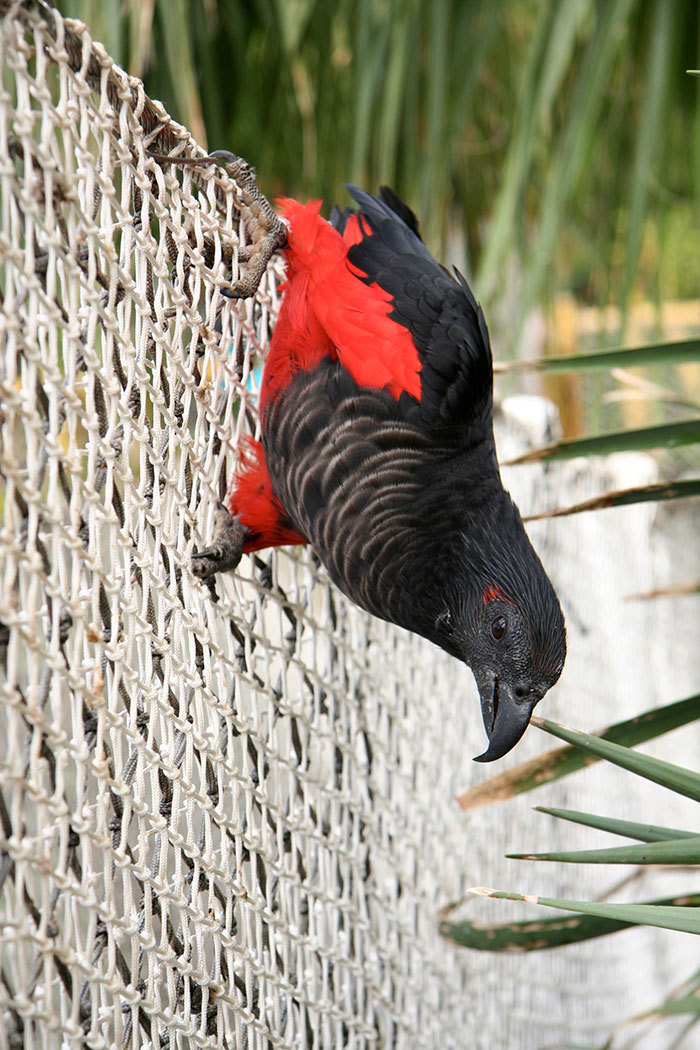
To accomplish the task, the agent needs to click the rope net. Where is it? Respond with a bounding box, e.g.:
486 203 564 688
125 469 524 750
0 4 479 1046
1 4 699 1049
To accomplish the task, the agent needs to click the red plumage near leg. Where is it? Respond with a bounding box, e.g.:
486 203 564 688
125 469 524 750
227 437 308 553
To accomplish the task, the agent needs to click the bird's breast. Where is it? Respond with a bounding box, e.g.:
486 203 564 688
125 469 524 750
262 360 456 625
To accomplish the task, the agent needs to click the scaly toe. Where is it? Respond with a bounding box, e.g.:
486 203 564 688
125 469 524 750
191 505 249 579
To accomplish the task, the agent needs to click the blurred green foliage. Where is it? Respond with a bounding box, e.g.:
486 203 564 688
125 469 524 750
55 0 700 332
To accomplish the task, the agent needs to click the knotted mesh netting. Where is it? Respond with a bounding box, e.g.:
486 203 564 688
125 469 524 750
0 4 475 1045
2 3 699 1049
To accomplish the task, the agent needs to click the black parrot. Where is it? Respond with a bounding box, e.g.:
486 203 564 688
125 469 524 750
193 186 567 761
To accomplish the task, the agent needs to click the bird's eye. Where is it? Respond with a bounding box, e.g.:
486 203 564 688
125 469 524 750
491 615 507 640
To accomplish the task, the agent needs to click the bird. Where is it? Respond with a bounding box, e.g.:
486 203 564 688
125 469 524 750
192 185 566 762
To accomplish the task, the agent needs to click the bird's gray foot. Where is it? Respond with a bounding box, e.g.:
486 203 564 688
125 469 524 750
191 504 249 580
151 150 287 299
204 151 287 299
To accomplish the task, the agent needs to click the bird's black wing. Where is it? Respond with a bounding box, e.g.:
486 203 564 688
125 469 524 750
343 184 493 437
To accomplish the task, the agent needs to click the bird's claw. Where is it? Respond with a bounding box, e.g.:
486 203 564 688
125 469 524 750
204 150 256 178
152 149 285 299
192 504 249 580
202 150 287 299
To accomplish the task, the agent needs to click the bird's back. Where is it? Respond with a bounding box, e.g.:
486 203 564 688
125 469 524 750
260 188 501 631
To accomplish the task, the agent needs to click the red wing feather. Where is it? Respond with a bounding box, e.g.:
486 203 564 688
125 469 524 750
261 198 421 409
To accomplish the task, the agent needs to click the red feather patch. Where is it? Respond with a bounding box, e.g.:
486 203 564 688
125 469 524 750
227 437 307 552
262 198 422 409
483 584 515 606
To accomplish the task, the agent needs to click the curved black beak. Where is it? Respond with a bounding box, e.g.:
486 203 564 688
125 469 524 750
473 675 539 763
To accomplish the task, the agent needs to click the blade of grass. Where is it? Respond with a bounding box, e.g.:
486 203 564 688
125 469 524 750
659 994 700 1016
630 967 700 1025
127 0 156 78
477 1 591 302
441 892 700 951
514 0 636 343
351 0 391 185
274 0 316 53
494 338 700 375
79 0 125 65
446 1 505 186
470 887 700 936
377 0 418 188
508 835 700 865
457 693 700 811
418 0 448 244
157 0 207 146
627 580 700 601
619 0 672 336
504 418 700 464
532 717 700 802
525 479 700 521
535 806 696 843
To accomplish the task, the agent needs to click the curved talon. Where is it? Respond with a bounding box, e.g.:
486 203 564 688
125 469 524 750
191 504 249 580
206 149 239 163
205 150 255 177
220 284 248 301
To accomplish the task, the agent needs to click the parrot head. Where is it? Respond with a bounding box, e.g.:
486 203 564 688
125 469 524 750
468 582 566 762
424 495 566 763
